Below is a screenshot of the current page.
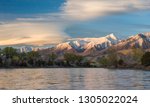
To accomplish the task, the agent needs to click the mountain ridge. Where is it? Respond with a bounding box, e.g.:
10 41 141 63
54 33 119 55
7 32 150 55
112 33 150 51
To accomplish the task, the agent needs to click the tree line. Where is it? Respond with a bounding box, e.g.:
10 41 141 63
0 47 90 67
0 47 150 68
98 48 150 68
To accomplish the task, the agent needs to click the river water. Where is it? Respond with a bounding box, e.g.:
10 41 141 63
0 68 150 90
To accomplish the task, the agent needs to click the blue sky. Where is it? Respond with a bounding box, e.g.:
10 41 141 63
66 10 150 39
0 0 64 13
0 0 64 21
0 0 150 46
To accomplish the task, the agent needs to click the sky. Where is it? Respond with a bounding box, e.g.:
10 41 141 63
0 0 150 46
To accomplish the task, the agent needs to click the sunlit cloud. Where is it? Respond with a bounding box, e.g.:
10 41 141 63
62 0 150 20
0 0 150 46
0 22 69 46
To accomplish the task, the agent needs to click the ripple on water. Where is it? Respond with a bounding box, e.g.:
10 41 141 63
0 68 150 90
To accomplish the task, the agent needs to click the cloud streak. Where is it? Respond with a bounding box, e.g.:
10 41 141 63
62 0 150 20
1 0 150 46
0 22 69 46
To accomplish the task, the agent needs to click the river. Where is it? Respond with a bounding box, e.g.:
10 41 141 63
0 68 150 90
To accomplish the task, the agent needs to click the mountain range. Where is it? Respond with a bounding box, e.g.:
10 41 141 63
54 33 118 55
112 33 150 50
14 32 150 57
50 32 150 56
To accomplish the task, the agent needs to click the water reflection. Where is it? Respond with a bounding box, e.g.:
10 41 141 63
0 68 150 90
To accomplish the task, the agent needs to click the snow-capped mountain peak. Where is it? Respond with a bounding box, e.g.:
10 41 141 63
55 33 119 54
114 33 150 50
40 32 150 56
106 33 118 40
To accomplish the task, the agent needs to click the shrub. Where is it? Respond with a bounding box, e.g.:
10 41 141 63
141 52 150 66
64 53 84 66
98 57 109 67
118 59 124 65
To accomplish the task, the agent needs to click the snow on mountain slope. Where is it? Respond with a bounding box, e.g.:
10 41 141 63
106 33 118 44
40 32 150 57
55 33 119 54
55 42 72 51
113 33 150 50
106 33 118 40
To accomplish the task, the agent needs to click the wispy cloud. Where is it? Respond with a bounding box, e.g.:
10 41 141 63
0 0 150 46
62 0 150 20
0 22 69 46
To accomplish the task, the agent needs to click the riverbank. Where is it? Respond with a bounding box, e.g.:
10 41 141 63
0 65 150 71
